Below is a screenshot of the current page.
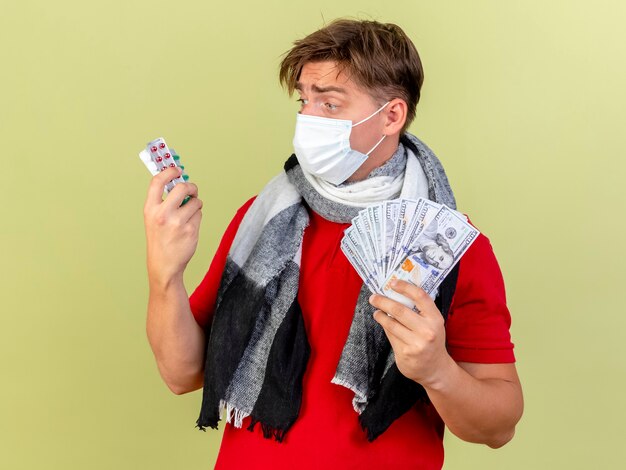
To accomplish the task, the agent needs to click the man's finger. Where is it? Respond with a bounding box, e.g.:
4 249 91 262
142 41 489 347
388 280 439 318
163 182 199 210
187 206 203 229
145 167 183 207
369 293 423 331
177 196 203 223
373 310 412 346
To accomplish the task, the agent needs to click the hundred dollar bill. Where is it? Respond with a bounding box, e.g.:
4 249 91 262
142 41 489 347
351 214 381 282
382 206 480 308
341 237 382 294
367 205 384 283
343 226 378 285
388 198 420 275
358 208 382 284
382 200 400 278
394 198 442 270
389 198 422 270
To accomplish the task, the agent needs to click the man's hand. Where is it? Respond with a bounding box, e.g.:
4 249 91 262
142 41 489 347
370 279 451 388
143 166 203 287
370 279 523 448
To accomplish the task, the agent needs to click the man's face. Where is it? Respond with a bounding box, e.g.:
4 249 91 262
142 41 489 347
421 243 454 270
295 61 387 157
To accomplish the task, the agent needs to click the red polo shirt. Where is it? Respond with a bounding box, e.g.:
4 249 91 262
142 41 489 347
189 196 515 469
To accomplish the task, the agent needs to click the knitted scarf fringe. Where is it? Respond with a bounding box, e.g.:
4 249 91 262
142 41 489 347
247 417 287 443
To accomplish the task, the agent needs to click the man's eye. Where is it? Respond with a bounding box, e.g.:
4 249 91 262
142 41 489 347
297 98 308 105
324 103 338 110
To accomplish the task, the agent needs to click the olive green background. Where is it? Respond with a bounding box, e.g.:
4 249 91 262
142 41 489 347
2 1 624 468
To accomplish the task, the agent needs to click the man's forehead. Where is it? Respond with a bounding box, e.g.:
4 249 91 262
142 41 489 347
296 61 354 92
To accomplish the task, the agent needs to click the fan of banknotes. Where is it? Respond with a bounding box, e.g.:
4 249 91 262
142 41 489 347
340 197 480 308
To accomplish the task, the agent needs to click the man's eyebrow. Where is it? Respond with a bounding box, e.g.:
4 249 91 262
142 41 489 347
295 82 347 94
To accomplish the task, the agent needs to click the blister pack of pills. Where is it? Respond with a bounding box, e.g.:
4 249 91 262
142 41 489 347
139 137 190 204
138 137 189 190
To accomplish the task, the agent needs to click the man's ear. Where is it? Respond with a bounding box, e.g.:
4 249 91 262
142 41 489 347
383 98 408 136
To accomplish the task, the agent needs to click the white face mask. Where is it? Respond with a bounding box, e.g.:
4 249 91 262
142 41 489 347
292 101 390 185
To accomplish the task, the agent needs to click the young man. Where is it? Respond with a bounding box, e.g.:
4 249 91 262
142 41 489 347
144 19 523 469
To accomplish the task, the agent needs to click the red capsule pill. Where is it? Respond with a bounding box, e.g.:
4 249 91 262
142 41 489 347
159 143 166 149
151 146 158 152
164 153 171 159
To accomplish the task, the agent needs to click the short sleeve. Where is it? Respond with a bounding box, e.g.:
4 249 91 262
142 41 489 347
188 196 256 329
445 219 516 363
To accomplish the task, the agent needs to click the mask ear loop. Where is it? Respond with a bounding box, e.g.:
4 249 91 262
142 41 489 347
352 101 391 127
365 134 387 156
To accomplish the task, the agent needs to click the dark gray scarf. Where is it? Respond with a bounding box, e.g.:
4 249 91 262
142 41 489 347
195 133 458 442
